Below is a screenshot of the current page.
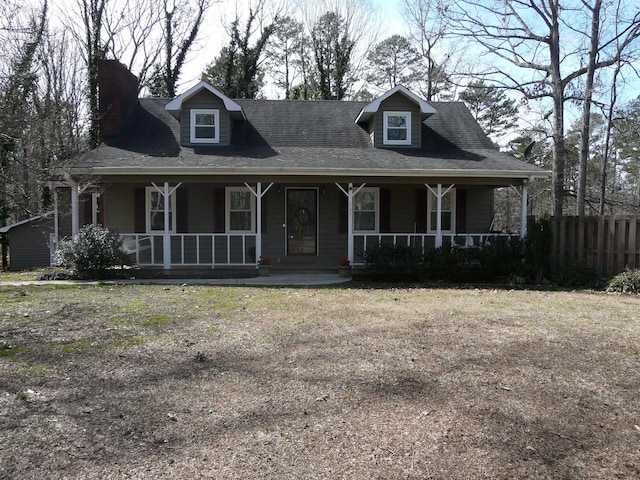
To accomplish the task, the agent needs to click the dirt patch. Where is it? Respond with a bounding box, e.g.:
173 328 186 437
1 284 639 479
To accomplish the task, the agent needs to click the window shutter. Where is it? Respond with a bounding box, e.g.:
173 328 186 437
213 187 225 233
415 189 427 233
261 193 268 234
456 189 467 233
134 187 145 233
176 187 188 233
82 193 92 226
338 193 347 234
97 194 105 226
380 188 391 233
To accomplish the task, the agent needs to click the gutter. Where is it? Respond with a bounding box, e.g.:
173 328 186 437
63 166 551 180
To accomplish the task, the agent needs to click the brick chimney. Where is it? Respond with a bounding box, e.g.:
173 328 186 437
98 59 139 139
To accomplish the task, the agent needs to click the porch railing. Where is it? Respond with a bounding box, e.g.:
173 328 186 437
352 233 520 266
120 233 257 268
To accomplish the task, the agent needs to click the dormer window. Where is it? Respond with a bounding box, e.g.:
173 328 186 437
191 109 219 143
383 111 411 145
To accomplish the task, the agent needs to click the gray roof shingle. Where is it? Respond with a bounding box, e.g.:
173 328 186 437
74 97 547 179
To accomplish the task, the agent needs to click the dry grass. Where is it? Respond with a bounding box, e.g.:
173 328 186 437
1 282 639 479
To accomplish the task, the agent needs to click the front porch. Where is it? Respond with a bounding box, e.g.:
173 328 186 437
50 179 531 271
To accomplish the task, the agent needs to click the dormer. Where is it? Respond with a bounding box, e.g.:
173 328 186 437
165 81 246 147
355 85 436 148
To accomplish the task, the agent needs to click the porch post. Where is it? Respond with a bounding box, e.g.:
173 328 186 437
520 184 529 239
436 183 443 248
71 183 79 236
53 187 59 245
336 182 365 265
52 187 59 266
163 181 171 269
256 182 262 267
244 182 273 267
347 183 354 264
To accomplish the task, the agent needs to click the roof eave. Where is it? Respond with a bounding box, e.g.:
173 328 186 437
80 166 552 180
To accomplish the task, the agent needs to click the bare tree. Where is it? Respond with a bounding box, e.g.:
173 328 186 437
576 1 640 215
202 0 276 99
146 0 213 97
402 0 459 100
0 0 49 223
446 0 640 216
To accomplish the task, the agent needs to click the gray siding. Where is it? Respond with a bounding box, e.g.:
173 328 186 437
180 90 232 146
105 183 134 232
373 93 422 148
465 187 494 233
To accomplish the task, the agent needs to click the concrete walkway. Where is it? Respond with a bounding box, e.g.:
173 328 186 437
0 273 352 287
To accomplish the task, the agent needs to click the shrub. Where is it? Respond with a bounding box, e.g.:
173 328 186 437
554 262 601 289
607 268 640 294
362 243 424 281
423 237 528 283
55 225 128 279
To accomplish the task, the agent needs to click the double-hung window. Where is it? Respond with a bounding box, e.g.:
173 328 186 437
428 189 456 233
146 187 176 233
383 111 411 145
190 109 219 143
353 187 379 232
226 187 255 233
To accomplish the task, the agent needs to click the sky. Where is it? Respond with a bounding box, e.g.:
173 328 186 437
178 0 409 95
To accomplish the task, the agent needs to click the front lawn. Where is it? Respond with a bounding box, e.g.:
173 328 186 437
1 283 639 478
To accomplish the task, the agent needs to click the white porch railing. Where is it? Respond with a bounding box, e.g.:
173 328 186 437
119 233 257 268
352 233 521 266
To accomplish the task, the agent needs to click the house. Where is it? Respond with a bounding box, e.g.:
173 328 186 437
43 60 549 274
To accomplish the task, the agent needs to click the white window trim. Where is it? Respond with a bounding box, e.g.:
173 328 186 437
383 111 411 146
353 187 380 233
226 187 256 233
190 108 220 144
427 188 456 234
146 186 176 233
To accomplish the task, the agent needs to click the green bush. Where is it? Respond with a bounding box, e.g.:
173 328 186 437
55 225 128 279
607 268 640 294
423 237 528 283
554 263 601 289
362 243 424 281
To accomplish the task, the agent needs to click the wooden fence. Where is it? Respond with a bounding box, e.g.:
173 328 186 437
550 216 640 278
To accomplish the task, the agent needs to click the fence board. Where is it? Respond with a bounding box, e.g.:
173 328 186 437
550 216 640 278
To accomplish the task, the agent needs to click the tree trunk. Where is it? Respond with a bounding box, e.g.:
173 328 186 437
577 0 602 216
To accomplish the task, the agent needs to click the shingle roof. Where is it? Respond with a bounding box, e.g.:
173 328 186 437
73 97 548 180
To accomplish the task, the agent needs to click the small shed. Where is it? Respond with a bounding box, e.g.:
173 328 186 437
0 215 55 270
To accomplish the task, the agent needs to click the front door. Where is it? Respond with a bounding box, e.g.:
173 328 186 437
286 188 318 255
